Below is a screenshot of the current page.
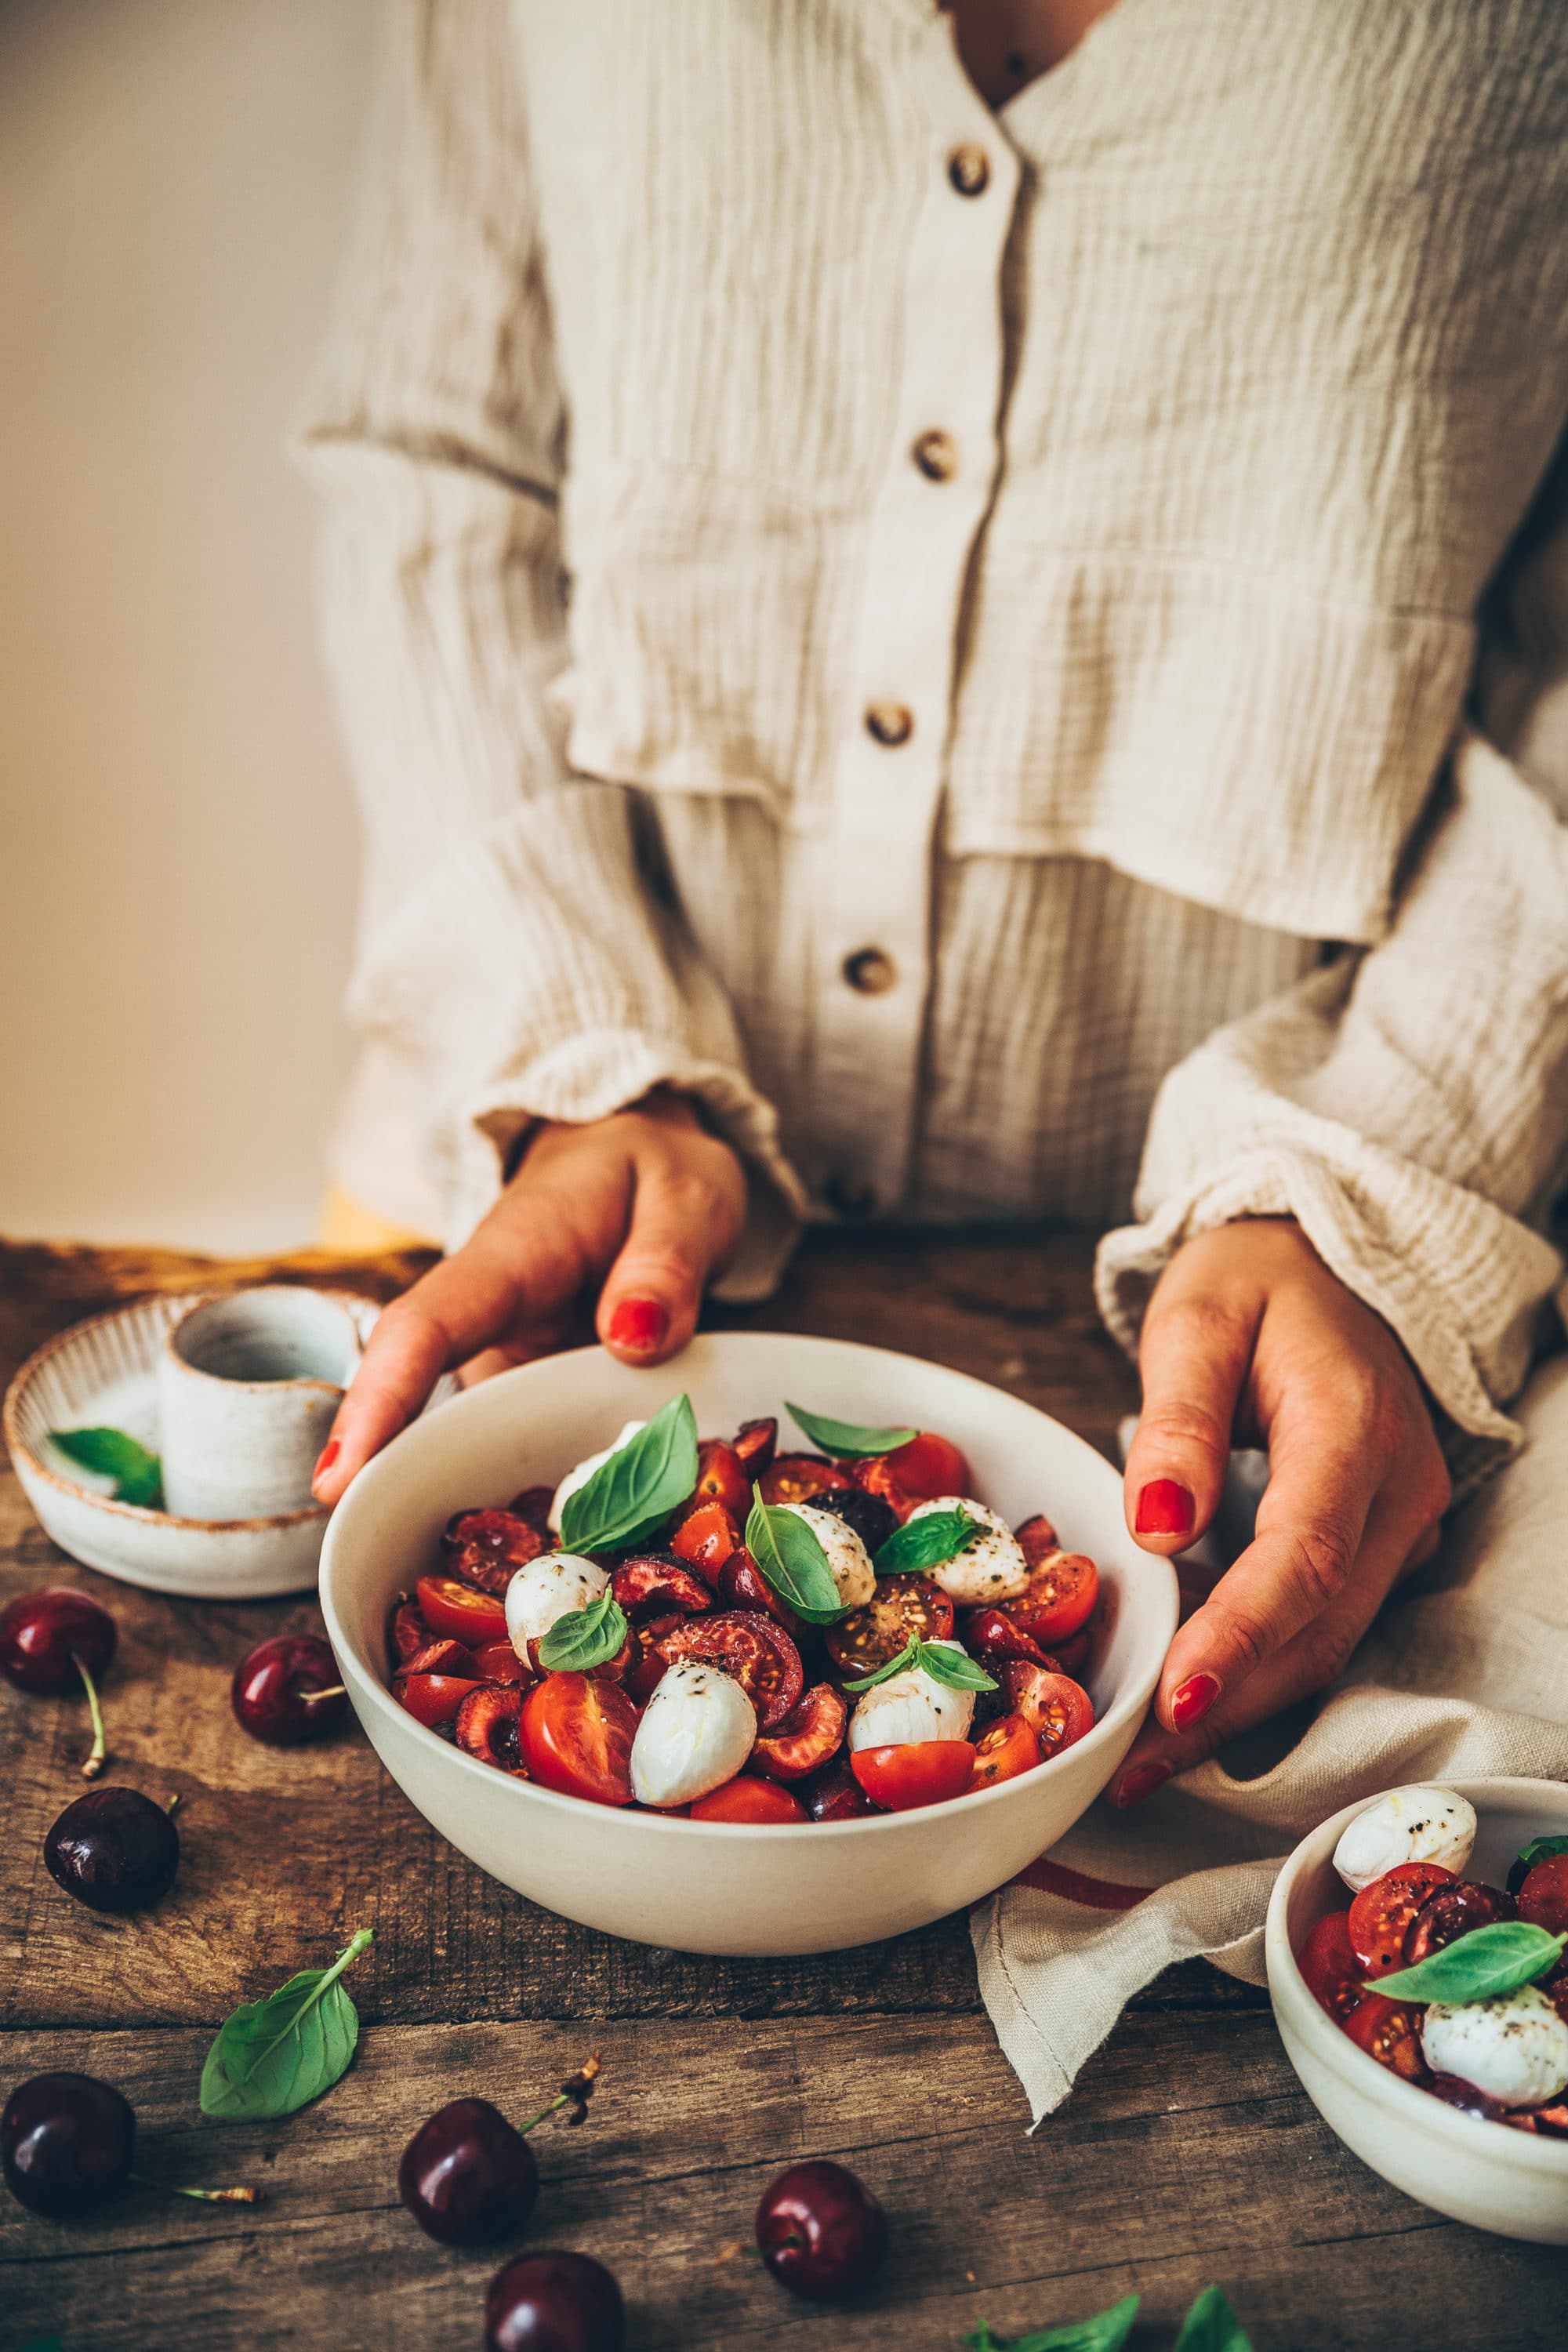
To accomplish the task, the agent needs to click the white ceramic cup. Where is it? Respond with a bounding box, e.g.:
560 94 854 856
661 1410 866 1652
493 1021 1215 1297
157 1287 363 1520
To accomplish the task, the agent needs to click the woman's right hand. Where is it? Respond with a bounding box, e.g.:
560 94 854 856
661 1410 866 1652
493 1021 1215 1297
310 1090 746 1505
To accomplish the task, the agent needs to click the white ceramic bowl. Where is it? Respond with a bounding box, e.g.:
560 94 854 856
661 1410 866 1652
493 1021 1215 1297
1266 1776 1568 2243
320 1331 1178 1957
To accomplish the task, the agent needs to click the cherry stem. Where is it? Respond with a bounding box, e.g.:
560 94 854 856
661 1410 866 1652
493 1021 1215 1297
71 1650 107 1780
300 1685 347 1705
130 2172 264 2205
517 2051 602 2136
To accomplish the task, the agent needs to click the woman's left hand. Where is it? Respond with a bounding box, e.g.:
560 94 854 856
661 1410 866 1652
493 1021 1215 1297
1111 1215 1451 1806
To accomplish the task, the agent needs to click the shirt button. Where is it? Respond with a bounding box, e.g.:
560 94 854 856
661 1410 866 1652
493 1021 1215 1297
911 429 958 482
865 701 914 747
842 946 898 996
947 143 991 198
824 1171 878 1219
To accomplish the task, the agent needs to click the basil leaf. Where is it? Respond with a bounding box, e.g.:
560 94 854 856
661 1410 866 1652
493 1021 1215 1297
841 1635 921 1693
200 1929 373 2119
874 1508 978 1575
785 1402 916 1459
1174 2287 1254 2352
914 1639 997 1693
1368 1919 1568 2005
745 1486 845 1624
49 1425 164 1510
536 1592 629 1672
1508 1834 1568 1897
964 2291 1140 2351
560 1394 699 1554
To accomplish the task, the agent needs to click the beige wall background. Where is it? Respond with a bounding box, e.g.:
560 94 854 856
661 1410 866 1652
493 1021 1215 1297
0 0 379 1252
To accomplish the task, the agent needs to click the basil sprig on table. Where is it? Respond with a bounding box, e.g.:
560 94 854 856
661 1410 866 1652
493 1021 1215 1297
966 2285 1251 2352
536 1591 630 1673
745 1486 845 1625
784 1402 916 1458
874 1507 980 1577
559 1392 699 1553
200 1928 373 2119
1508 1834 1568 1896
841 1634 997 1695
1367 1919 1568 2005
49 1425 163 1510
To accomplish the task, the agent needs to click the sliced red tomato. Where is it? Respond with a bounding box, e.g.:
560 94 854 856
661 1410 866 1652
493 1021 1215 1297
655 1610 804 1731
851 1740 977 1812
731 1417 778 1474
1345 1993 1428 2081
670 1500 742 1585
1300 1909 1363 2023
1014 1513 1060 1566
881 1430 971 1502
1519 1855 1568 1936
689 1774 809 1824
759 1454 851 1507
1008 1552 1099 1646
416 1574 510 1646
968 1711 1041 1791
750 1682 848 1780
998 1664 1094 1758
823 1576 954 1681
694 1438 750 1517
519 1671 638 1806
394 1671 483 1729
851 1454 916 1521
1348 1863 1456 1978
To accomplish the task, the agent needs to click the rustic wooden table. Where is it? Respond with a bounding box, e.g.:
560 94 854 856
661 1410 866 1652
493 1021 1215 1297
1 1231 1562 2350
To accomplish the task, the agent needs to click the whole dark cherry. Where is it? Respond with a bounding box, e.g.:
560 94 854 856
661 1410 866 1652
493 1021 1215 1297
755 2158 889 2301
45 1786 179 1912
230 1634 347 1746
485 2250 625 2352
2 2071 134 2217
398 2097 539 2245
0 1587 117 1777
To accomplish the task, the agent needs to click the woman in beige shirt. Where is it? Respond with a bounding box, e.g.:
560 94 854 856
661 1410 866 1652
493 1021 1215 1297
303 0 1568 1805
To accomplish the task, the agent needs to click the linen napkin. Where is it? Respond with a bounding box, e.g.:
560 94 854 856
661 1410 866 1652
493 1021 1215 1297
970 1354 1568 2122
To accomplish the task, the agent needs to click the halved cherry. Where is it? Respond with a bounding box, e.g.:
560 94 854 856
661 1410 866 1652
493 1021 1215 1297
750 1683 848 1781
851 1740 976 1812
416 1575 510 1646
1345 1994 1428 2081
880 1430 971 1503
403 1638 481 1680
1014 1514 1059 1566
1403 1879 1515 1965
732 1417 778 1475
797 1758 873 1820
695 1439 750 1518
1348 1863 1457 1978
655 1610 804 1732
759 1454 851 1508
471 1639 528 1683
1008 1552 1099 1646
506 1486 555 1532
716 1546 801 1635
968 1711 1040 1791
394 1671 483 1729
441 1508 544 1596
611 1554 713 1621
998 1664 1093 1758
670 1500 742 1586
824 1577 954 1682
962 1606 1050 1669
455 1685 528 1774
390 1599 430 1667
1299 1909 1365 2023
690 1774 808 1824
1051 1627 1094 1679
519 1672 637 1807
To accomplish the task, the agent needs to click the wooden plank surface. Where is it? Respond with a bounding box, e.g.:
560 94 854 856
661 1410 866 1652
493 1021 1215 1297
1 1232 1559 2350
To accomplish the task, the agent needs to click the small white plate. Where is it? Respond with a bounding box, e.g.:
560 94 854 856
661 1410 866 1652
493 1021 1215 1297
3 1290 458 1601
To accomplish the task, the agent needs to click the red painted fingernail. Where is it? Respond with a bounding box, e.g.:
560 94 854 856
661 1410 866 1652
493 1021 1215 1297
1113 1761 1173 1808
1171 1671 1221 1733
1135 1477 1194 1536
312 1439 340 1483
608 1298 670 1353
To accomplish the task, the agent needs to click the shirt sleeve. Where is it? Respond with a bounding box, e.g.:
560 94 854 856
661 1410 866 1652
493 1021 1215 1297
1095 446 1568 1493
292 0 805 1294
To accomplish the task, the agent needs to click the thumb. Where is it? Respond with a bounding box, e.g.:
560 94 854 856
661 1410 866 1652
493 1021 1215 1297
595 1156 742 1365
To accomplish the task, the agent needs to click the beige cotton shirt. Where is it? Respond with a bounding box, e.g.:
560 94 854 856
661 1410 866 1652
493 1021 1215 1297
297 0 1568 1478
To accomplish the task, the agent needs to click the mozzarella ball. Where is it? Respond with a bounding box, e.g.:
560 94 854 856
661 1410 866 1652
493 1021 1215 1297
848 1639 977 1751
630 1658 757 1808
781 1501 876 1609
548 1418 647 1534
906 1496 1030 1604
504 1553 609 1657
1332 1786 1477 1893
1421 1986 1568 2108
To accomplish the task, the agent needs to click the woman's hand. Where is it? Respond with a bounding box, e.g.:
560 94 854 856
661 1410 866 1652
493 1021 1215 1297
311 1091 746 1506
1111 1217 1450 1805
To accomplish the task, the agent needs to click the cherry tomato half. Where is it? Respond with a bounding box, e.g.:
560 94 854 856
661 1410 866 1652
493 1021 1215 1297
968 1711 1040 1791
824 1576 954 1681
759 1454 851 1507
689 1774 809 1824
670 1500 742 1585
416 1575 510 1646
881 1430 971 1501
1345 1993 1427 2081
1519 1855 1568 1937
519 1671 638 1807
998 1664 1094 1758
695 1439 750 1518
390 1598 430 1665
1299 1908 1363 2023
851 1740 976 1812
1008 1552 1099 1646
1348 1863 1456 1978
